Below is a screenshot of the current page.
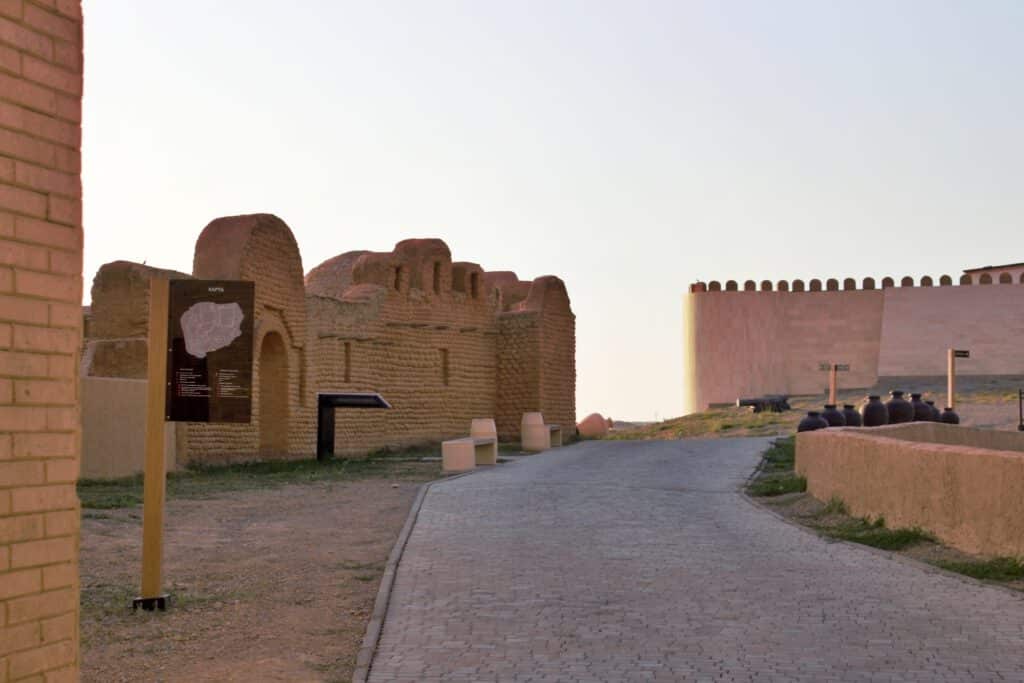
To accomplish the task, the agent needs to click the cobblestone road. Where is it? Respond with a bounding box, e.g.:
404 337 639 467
367 438 1024 682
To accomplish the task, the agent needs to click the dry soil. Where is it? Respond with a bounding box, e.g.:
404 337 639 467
80 476 435 682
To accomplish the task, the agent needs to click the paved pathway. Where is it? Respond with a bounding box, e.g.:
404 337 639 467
368 438 1024 682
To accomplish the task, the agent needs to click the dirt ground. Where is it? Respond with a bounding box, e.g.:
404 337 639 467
80 475 435 682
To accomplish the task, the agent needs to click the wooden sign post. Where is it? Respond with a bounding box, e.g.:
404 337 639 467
135 279 255 612
819 362 851 404
948 349 970 410
135 278 170 611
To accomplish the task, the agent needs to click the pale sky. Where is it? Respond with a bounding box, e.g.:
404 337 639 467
82 1 1024 421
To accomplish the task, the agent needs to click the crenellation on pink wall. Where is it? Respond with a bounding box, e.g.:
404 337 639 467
683 266 1024 413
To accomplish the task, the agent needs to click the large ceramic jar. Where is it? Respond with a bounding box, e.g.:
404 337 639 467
940 407 960 424
821 404 846 427
925 400 941 421
910 393 932 422
797 411 829 432
860 395 888 427
886 391 914 424
841 404 862 427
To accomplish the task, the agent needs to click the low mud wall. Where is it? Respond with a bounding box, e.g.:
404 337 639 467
82 377 177 479
796 424 1024 556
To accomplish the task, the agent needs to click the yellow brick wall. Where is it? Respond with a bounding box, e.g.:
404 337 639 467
0 1 83 681
82 222 577 466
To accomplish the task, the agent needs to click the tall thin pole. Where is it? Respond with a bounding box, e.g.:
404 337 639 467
1018 390 1023 432
138 278 169 610
829 364 838 405
947 348 956 410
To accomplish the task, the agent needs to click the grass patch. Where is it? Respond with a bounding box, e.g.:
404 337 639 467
821 497 848 515
760 437 795 471
78 448 440 510
747 474 806 497
933 556 1024 581
824 516 933 550
746 437 803 496
608 406 798 440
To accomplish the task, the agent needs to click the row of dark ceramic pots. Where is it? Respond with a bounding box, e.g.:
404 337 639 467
798 390 960 432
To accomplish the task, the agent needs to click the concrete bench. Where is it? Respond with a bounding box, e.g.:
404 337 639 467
521 412 562 452
442 418 498 472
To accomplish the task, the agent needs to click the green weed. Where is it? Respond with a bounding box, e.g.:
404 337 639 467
747 474 807 497
933 557 1024 581
825 517 933 550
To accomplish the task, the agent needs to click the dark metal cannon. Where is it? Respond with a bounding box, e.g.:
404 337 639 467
736 395 791 413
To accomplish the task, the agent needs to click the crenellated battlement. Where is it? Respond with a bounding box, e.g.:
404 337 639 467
689 270 1023 294
683 262 1024 415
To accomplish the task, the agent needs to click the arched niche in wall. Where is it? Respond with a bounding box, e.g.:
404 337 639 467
960 274 972 285
1000 272 1013 284
777 280 790 292
809 279 822 292
939 275 952 286
760 280 773 292
708 281 722 292
900 276 914 287
826 279 839 291
258 331 289 457
743 280 756 291
920 276 933 287
792 279 805 292
980 273 993 285
862 277 876 290
843 278 856 291
725 280 738 291
690 282 707 293
881 277 895 289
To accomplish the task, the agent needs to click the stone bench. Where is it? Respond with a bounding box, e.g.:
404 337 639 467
521 412 562 452
442 418 498 472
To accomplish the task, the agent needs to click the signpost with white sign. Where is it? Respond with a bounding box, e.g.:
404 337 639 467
948 349 970 411
819 362 851 404
135 279 254 612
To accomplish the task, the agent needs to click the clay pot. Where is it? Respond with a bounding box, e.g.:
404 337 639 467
940 407 960 424
886 391 914 424
925 400 941 422
797 411 829 432
821 404 846 427
841 404 862 427
860 395 888 427
910 393 932 422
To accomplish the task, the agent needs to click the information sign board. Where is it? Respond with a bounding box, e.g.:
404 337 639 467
165 280 255 422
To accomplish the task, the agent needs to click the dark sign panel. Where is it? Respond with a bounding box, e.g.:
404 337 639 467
954 350 971 359
166 280 255 423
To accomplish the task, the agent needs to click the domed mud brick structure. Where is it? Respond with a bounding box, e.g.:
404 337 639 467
82 214 576 471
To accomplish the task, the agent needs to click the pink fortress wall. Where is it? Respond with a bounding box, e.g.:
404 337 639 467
878 284 1024 376
684 278 1024 413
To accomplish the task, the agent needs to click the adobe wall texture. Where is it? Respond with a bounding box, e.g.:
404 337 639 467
0 1 84 681
83 216 576 465
796 424 1024 557
684 272 1024 413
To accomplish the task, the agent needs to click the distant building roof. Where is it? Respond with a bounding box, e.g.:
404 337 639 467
963 262 1024 274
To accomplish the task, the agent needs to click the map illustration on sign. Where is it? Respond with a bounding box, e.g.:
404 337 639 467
166 280 255 423
180 301 245 359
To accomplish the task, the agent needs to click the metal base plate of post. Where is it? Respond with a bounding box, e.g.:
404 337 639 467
132 594 169 612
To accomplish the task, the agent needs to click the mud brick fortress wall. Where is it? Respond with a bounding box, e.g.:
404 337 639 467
0 1 84 681
683 271 1024 414
82 214 576 466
